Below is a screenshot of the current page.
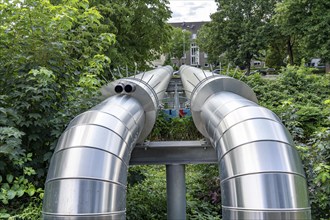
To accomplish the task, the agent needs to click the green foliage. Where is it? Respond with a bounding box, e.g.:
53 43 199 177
186 165 221 219
163 27 192 63
198 0 277 74
273 0 330 64
127 166 167 220
0 152 44 218
243 64 330 139
129 115 219 219
265 37 287 69
0 0 115 76
297 128 330 219
3 197 43 220
0 0 114 217
89 0 172 70
243 66 330 219
127 165 221 220
199 0 329 69
148 112 203 141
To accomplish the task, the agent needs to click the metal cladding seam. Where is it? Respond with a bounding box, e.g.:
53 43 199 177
101 65 173 143
180 65 311 220
42 66 173 219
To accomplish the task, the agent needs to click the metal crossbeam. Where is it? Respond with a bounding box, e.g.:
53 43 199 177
129 140 217 165
166 77 184 92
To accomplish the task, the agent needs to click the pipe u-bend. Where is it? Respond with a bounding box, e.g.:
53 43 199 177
43 66 173 219
180 65 311 220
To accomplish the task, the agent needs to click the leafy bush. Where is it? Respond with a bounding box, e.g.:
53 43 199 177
127 165 221 220
244 65 330 219
148 112 203 141
0 0 113 217
186 165 221 219
127 166 167 220
297 127 330 219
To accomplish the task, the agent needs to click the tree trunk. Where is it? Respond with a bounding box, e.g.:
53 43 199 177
326 62 330 73
245 53 252 75
246 61 251 75
287 37 294 65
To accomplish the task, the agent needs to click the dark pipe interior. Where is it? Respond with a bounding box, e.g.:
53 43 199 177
114 84 124 93
124 84 135 93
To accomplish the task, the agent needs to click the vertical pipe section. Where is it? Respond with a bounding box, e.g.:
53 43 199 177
43 66 173 219
166 165 186 220
43 96 145 219
180 65 311 219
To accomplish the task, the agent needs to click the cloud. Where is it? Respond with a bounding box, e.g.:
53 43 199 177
168 0 217 22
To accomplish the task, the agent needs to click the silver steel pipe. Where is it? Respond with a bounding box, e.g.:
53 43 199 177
101 66 173 142
43 66 173 219
180 65 311 219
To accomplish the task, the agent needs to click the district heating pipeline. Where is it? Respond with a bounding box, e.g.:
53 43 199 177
42 66 173 219
180 65 311 219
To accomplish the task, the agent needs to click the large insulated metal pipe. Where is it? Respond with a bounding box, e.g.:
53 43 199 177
180 65 311 219
43 66 173 219
101 65 173 142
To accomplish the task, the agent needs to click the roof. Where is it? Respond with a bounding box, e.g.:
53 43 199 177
169 21 208 34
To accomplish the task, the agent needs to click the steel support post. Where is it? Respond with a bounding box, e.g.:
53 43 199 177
166 164 186 220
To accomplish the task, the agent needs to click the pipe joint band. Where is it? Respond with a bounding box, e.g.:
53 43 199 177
190 77 257 138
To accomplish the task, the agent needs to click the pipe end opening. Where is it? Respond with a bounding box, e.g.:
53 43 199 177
124 84 135 93
114 84 124 93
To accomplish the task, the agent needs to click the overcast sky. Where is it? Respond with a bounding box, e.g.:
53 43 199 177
168 0 218 23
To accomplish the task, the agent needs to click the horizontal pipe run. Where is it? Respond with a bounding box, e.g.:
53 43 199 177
101 66 173 142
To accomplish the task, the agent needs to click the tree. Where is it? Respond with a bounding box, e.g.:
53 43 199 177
0 0 115 79
265 30 287 68
0 0 115 216
273 0 330 68
272 0 310 65
163 27 191 66
197 0 277 74
196 24 218 65
89 0 172 71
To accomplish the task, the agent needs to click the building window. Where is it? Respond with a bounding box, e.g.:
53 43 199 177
204 53 208 58
192 33 197 39
190 42 199 66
